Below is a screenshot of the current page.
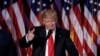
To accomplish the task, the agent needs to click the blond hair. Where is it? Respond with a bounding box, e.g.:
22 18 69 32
42 9 58 20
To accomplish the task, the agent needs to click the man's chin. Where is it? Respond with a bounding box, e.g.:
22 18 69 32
46 27 56 30
48 28 55 30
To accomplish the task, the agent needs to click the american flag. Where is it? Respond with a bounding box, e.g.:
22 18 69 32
62 0 71 30
61 0 71 55
30 0 53 27
0 0 28 56
0 0 99 56
69 0 84 56
62 0 99 56
83 0 98 56
0 0 53 56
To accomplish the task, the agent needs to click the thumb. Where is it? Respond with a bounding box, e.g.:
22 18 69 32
30 28 35 33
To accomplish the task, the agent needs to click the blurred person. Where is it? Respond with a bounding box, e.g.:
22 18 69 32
0 29 18 56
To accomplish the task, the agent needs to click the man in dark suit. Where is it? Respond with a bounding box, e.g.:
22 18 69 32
20 9 79 56
0 29 18 56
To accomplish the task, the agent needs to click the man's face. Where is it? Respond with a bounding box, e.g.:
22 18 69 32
43 17 57 30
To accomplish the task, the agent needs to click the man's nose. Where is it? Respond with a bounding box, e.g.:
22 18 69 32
49 21 53 25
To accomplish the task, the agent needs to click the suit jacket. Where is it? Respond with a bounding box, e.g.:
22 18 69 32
20 26 79 56
0 30 17 56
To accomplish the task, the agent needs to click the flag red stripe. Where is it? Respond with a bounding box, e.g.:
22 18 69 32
17 0 34 30
7 6 22 40
71 24 83 56
17 1 33 56
83 15 98 45
83 39 95 56
72 6 83 28
0 13 10 32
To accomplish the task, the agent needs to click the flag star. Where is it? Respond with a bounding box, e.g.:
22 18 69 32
66 6 69 10
90 0 93 4
98 3 100 7
38 1 41 5
50 0 52 2
43 3 46 7
32 0 35 3
69 1 72 4
94 2 97 5
4 1 7 5
93 8 97 12
36 8 40 12
64 0 67 2
67 0 70 3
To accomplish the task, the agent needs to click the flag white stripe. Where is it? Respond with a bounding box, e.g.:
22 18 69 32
62 8 69 30
83 27 97 56
12 3 26 37
84 6 98 35
97 10 100 23
2 8 17 41
2 8 22 56
2 9 13 31
83 49 87 56
70 8 83 45
11 26 22 56
78 4 81 11
30 10 40 26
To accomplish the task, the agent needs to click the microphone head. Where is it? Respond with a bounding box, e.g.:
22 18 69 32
47 30 53 39
48 30 53 35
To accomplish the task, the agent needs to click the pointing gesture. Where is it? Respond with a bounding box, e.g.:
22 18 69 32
27 28 35 41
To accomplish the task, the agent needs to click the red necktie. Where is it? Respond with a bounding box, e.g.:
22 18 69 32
48 34 54 56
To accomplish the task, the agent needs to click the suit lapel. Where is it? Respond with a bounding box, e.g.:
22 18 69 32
55 28 62 56
55 28 62 46
39 26 47 56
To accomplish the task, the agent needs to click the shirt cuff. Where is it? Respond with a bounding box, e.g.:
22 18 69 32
26 35 29 43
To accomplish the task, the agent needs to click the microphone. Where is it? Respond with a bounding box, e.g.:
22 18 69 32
46 30 53 39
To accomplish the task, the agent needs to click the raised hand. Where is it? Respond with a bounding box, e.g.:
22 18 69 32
26 28 35 41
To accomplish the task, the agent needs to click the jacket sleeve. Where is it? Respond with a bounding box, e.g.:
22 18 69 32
64 30 79 56
19 26 46 48
19 35 36 48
